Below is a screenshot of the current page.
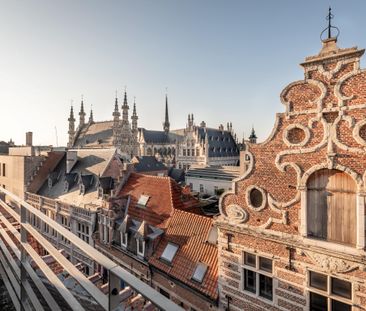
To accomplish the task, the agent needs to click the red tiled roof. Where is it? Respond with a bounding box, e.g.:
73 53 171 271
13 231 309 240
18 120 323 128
118 173 198 228
148 209 218 301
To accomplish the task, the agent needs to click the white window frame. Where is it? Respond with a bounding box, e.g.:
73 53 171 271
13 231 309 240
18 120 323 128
240 251 275 304
136 238 145 257
120 232 128 248
307 270 353 310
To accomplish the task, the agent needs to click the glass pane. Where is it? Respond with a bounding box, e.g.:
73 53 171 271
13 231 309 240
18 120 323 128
259 257 272 273
310 271 327 291
244 252 256 267
244 269 256 293
160 243 179 263
259 274 272 301
332 299 351 311
310 292 328 311
331 277 351 299
192 263 208 283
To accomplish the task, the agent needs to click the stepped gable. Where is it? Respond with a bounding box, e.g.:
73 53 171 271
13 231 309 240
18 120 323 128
219 38 366 234
27 151 66 194
118 173 198 228
149 209 218 301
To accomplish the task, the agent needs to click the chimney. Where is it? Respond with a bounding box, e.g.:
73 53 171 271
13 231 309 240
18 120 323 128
26 132 33 146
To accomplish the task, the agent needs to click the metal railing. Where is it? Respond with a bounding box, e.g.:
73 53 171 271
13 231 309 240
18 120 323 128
0 187 183 311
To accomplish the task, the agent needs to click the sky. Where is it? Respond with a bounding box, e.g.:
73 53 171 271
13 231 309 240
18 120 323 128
1 0 366 146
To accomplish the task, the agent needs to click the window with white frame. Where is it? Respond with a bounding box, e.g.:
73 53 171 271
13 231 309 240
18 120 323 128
136 238 145 257
308 271 352 311
242 252 273 301
120 232 128 248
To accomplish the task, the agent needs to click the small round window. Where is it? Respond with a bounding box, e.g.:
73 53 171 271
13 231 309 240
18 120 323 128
359 124 366 142
246 186 266 211
249 188 263 208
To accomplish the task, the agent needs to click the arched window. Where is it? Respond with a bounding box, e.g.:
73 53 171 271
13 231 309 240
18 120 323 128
307 169 356 246
146 147 152 156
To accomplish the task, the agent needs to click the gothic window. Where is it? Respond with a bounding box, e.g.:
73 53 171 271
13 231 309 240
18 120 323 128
187 149 190 156
183 149 186 156
146 148 152 156
307 169 356 246
196 148 200 156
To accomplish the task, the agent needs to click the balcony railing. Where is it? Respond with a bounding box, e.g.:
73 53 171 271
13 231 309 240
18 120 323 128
0 186 183 311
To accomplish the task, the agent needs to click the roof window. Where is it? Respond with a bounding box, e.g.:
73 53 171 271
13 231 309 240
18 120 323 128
137 195 150 207
192 262 208 283
160 243 179 264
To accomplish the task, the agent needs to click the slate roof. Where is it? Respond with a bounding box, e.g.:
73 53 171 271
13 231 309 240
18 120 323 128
73 121 114 148
37 149 118 208
132 156 167 173
168 167 185 183
148 209 218 301
197 127 239 158
118 173 199 228
139 128 183 144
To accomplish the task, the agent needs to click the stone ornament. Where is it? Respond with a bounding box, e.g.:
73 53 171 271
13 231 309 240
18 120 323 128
305 251 358 273
225 204 248 224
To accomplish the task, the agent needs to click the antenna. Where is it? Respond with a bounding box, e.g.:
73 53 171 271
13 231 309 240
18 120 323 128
54 126 59 147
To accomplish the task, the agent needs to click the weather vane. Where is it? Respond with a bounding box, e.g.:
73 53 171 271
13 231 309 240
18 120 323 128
320 7 340 41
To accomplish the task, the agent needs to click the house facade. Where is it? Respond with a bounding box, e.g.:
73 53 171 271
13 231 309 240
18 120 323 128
216 35 366 310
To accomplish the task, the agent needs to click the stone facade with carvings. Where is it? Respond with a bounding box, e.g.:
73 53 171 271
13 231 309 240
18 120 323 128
216 36 366 310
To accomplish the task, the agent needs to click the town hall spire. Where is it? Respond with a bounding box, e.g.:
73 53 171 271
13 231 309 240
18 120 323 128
163 94 170 134
79 96 86 127
68 104 76 147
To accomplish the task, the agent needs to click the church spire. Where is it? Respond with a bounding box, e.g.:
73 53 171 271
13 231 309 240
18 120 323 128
249 126 257 144
122 90 129 123
68 104 76 147
79 96 86 127
89 106 94 124
131 97 138 131
163 94 170 134
112 93 121 146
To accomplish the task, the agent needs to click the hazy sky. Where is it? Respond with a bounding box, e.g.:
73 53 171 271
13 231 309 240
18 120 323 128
1 0 366 146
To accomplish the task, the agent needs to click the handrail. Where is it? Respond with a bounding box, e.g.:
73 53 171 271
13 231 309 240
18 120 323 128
0 186 183 311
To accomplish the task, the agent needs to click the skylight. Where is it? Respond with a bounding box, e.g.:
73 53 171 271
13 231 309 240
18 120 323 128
137 195 150 207
192 262 208 283
160 243 178 263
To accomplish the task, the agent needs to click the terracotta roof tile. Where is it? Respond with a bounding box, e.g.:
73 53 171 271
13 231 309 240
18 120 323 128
118 173 199 228
148 210 218 301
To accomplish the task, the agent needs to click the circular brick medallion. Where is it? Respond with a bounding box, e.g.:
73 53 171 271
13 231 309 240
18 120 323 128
283 124 311 147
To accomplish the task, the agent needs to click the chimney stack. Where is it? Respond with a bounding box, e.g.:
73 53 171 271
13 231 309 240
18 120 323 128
26 132 33 146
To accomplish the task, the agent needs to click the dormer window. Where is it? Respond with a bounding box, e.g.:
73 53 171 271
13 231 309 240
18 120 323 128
64 181 69 193
160 242 178 264
192 263 208 283
120 232 128 248
136 238 145 257
80 184 86 195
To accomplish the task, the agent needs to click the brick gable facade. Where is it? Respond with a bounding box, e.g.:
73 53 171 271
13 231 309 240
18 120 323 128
216 37 366 310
